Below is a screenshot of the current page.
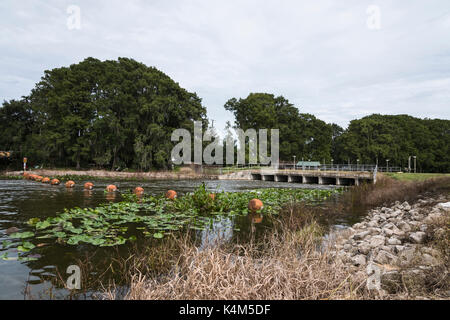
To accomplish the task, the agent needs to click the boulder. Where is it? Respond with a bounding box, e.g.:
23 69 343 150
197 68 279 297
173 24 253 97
369 235 386 248
409 232 426 244
351 254 367 266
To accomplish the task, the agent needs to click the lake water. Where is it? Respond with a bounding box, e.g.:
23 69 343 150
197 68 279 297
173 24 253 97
0 178 341 300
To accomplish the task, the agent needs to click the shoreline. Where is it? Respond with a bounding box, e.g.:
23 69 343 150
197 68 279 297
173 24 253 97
330 195 449 298
1 169 219 181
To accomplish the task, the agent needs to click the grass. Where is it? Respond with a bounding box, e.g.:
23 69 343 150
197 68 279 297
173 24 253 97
383 172 450 181
98 176 450 300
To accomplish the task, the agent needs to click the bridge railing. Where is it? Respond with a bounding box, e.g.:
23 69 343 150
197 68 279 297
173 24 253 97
201 163 403 174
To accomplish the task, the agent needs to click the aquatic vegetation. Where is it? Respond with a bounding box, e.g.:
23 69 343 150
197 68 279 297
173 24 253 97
3 185 342 254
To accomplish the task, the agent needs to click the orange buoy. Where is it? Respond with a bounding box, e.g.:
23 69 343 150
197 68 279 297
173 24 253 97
209 193 216 201
41 177 50 183
35 176 43 182
134 187 144 195
106 185 117 192
84 182 94 190
65 180 75 188
51 179 60 185
165 190 177 200
248 199 264 212
249 212 263 224
106 192 116 201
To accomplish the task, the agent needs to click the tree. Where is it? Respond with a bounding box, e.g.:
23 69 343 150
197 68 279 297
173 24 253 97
224 93 333 162
0 57 207 170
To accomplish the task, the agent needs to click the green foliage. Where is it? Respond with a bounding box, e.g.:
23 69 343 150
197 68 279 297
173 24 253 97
0 57 207 170
224 93 333 162
6 186 341 249
333 114 450 172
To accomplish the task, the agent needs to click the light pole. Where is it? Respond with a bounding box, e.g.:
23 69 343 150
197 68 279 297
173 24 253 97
331 159 334 170
357 159 360 171
408 156 411 173
413 156 416 173
293 155 296 170
386 159 390 172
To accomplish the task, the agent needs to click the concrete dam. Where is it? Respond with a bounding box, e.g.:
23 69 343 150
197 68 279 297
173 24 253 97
218 169 375 186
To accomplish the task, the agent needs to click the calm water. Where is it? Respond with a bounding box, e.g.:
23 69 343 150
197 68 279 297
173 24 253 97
0 179 340 300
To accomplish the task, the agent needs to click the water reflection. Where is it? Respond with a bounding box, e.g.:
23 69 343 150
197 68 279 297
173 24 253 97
0 178 337 299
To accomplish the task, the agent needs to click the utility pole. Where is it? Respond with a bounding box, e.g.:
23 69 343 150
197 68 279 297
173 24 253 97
293 155 296 170
386 159 390 172
413 156 417 173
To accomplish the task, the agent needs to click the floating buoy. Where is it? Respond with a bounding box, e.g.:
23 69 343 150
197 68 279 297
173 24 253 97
84 182 94 190
165 190 177 200
106 185 117 192
209 193 216 201
248 199 264 212
41 177 50 183
51 179 60 185
106 192 116 201
248 212 263 224
134 187 144 195
35 176 43 182
65 180 75 188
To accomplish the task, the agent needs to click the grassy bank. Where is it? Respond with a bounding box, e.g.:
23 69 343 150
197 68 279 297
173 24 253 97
98 175 450 300
383 172 450 181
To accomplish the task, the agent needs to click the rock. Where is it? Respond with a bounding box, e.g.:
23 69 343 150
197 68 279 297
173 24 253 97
402 202 411 211
368 227 381 235
353 222 366 229
420 247 440 257
358 242 371 255
437 202 450 211
421 253 439 266
383 228 394 237
419 224 428 232
351 254 367 266
398 247 418 265
423 212 442 224
410 232 426 244
374 250 397 264
369 235 386 248
343 243 352 251
352 231 371 241
390 210 402 218
397 221 411 232
388 237 402 245
368 221 379 228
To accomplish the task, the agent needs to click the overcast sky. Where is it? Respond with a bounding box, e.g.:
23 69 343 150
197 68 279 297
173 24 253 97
1 0 449 135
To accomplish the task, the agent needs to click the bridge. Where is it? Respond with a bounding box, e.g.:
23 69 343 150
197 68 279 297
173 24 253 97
218 168 376 186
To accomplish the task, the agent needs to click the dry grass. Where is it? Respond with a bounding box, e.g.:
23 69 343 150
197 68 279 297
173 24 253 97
103 212 370 300
102 176 450 300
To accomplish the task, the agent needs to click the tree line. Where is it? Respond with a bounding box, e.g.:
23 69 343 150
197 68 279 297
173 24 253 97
0 57 448 172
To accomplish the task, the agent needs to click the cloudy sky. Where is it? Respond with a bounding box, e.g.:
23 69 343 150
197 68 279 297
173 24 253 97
1 0 449 134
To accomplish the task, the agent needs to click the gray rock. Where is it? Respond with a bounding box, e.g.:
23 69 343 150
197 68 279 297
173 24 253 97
367 221 379 228
388 237 402 245
383 228 394 237
369 235 386 248
343 243 352 251
421 253 439 266
351 254 367 266
410 232 426 244
398 247 418 265
353 231 371 241
358 242 371 255
397 221 411 232
374 250 397 264
402 202 411 211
